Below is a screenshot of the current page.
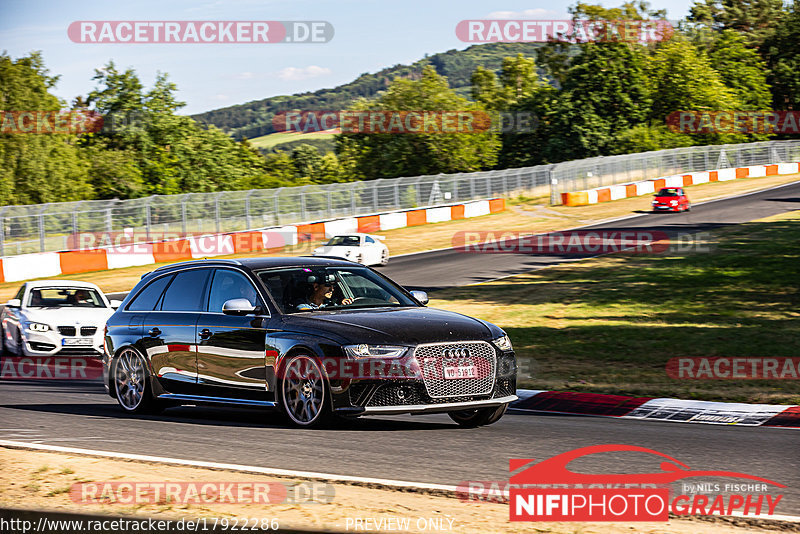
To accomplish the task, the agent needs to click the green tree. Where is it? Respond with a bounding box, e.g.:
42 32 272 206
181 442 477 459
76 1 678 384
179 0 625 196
762 1 800 109
542 42 651 161
707 30 772 109
0 52 93 205
336 66 499 179
688 0 785 48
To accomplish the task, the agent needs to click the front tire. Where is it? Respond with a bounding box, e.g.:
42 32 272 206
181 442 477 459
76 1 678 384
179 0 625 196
448 404 507 427
279 354 331 428
113 347 162 414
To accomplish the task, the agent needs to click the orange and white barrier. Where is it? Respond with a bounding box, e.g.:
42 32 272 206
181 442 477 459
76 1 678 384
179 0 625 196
0 199 506 283
561 162 800 206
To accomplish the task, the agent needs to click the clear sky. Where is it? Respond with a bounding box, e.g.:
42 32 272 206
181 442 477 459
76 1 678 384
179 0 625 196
1 0 695 115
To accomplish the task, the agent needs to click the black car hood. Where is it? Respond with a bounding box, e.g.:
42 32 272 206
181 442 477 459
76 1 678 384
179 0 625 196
281 306 497 345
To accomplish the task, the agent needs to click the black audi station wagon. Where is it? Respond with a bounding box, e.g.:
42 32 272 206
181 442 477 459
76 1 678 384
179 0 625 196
103 258 517 427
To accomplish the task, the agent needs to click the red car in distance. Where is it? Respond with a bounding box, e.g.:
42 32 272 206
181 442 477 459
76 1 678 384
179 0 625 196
652 187 691 212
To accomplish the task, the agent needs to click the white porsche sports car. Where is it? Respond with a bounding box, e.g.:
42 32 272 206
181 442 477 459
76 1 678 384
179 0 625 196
312 233 389 266
1 280 120 357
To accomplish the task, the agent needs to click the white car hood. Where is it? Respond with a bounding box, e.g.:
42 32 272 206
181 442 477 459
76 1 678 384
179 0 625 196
23 307 114 326
314 246 357 257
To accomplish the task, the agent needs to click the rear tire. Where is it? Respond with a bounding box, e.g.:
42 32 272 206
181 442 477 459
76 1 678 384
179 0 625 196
113 347 163 415
448 404 507 427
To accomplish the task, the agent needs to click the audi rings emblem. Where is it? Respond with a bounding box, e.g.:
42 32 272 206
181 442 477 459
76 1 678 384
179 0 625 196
441 348 470 359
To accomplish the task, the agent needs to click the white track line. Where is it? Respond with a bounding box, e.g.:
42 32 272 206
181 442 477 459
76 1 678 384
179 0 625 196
0 439 457 494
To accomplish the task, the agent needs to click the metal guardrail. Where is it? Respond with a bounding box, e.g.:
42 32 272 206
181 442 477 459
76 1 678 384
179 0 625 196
2 140 799 257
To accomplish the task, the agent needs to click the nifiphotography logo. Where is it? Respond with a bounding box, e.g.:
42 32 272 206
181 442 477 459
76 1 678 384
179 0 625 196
461 444 784 522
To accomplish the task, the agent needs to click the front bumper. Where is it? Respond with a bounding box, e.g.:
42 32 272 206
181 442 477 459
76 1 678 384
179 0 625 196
21 329 104 356
336 394 518 416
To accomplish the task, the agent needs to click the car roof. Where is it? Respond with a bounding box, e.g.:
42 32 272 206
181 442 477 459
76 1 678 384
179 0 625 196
25 280 101 290
149 256 360 275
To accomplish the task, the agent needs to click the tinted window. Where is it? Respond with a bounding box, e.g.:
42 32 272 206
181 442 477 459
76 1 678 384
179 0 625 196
160 269 210 312
257 266 415 313
128 275 173 311
208 269 261 312
27 288 105 308
365 236 375 244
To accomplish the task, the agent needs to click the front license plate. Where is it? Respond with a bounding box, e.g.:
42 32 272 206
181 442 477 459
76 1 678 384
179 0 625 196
62 338 93 346
443 365 478 379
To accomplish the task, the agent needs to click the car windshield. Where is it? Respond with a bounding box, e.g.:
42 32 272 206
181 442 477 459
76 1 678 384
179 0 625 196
257 266 417 313
325 236 360 247
656 188 680 197
27 287 106 308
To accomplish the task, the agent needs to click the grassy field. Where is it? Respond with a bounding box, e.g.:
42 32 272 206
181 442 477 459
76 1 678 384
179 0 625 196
430 210 800 404
248 130 337 150
0 173 798 301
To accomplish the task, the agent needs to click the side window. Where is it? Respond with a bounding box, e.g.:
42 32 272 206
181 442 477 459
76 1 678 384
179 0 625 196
127 275 173 311
208 269 262 312
365 236 375 244
14 285 25 300
160 269 211 312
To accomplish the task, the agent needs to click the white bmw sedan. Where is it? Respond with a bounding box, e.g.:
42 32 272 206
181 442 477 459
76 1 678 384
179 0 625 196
312 234 389 266
1 281 120 357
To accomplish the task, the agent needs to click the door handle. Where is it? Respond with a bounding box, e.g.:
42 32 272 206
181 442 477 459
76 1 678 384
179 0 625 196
199 328 212 340
148 327 161 337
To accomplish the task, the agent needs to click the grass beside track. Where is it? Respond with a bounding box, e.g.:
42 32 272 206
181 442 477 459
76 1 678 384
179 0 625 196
430 210 800 404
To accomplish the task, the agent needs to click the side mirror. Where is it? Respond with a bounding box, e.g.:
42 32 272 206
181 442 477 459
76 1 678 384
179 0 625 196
109 299 122 310
222 298 258 316
6 298 21 308
410 290 428 306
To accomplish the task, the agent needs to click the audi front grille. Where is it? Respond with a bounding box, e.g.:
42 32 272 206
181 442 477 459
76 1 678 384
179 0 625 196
413 341 496 399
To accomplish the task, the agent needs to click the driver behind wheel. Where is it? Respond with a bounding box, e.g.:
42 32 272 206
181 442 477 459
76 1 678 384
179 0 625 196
293 271 353 311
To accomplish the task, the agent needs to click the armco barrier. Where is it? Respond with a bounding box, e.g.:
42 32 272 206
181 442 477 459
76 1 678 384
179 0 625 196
561 162 800 206
0 199 505 283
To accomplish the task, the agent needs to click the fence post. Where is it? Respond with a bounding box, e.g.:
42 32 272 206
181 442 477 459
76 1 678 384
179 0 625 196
145 197 152 240
38 205 47 252
394 182 400 209
214 193 222 233
300 187 307 220
181 195 188 235
549 167 558 205
350 187 356 215
372 180 379 211
0 206 6 257
245 190 253 230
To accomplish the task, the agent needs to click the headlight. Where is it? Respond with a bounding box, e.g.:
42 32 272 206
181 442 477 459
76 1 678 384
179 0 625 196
492 335 513 351
344 344 407 359
25 322 50 332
